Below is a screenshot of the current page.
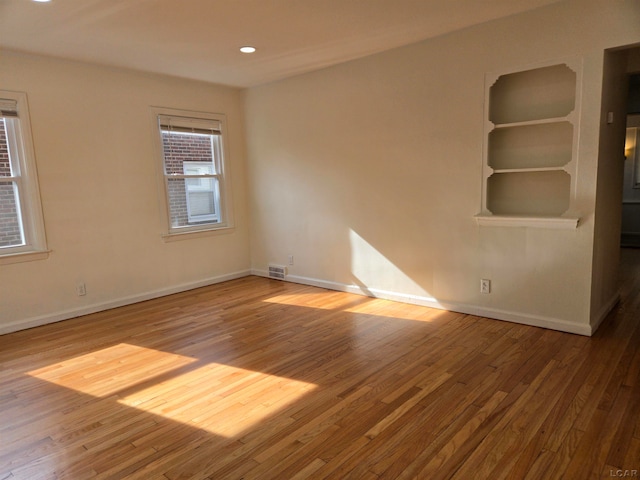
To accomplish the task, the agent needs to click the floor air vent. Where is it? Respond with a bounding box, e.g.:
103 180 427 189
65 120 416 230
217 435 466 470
268 264 286 280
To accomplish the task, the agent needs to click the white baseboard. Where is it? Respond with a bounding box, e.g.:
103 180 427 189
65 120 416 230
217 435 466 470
0 270 252 335
6 268 597 337
252 269 593 336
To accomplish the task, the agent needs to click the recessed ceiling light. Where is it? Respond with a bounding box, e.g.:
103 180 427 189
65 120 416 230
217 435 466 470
240 46 256 54
32 0 52 2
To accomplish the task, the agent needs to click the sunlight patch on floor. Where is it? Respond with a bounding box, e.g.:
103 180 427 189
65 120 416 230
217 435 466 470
27 343 197 397
343 298 446 322
28 343 317 438
263 290 443 322
117 363 317 437
263 292 360 310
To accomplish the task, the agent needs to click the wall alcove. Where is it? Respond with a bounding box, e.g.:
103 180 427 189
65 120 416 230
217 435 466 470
477 60 582 228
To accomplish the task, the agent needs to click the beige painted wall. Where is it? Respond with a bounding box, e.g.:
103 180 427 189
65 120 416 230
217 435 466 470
245 0 640 334
0 52 250 333
1 0 638 336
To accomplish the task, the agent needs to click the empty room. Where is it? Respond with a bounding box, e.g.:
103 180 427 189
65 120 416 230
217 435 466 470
1 0 640 478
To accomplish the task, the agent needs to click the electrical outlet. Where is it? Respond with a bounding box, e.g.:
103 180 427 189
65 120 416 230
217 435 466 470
76 282 86 296
288 255 294 266
480 279 491 294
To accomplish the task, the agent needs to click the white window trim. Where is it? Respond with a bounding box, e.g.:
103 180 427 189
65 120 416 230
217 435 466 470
0 90 48 263
150 107 234 239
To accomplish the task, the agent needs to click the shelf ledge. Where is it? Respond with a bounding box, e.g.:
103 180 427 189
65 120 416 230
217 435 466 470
475 214 579 229
490 115 574 129
490 166 568 174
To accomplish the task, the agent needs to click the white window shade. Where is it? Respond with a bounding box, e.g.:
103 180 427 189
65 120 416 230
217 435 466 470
0 99 18 118
158 115 222 135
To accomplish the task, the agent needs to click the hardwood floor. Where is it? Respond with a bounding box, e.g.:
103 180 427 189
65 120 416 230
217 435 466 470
1 251 640 479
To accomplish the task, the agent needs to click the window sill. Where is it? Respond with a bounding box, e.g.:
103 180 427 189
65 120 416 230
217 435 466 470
161 225 234 242
475 214 580 229
0 249 51 265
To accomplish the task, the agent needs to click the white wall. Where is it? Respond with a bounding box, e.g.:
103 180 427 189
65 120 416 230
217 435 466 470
245 0 640 335
0 52 251 333
2 1 638 337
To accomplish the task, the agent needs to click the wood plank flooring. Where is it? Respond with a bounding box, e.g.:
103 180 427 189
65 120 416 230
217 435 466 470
1 250 640 479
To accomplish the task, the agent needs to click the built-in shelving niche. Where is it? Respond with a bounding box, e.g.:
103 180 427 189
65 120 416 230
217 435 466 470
477 60 582 229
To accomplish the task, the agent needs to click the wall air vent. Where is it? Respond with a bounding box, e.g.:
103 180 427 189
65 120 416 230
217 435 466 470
268 264 286 280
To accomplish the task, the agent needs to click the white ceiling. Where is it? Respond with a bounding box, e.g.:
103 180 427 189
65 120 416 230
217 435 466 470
0 0 562 88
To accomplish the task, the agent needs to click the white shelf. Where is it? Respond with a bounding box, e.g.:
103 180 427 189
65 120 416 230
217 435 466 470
488 121 573 170
480 59 582 221
491 116 572 129
488 63 577 124
491 166 566 174
475 214 579 229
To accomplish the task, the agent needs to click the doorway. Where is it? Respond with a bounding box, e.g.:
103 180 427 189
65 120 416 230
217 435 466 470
621 72 640 247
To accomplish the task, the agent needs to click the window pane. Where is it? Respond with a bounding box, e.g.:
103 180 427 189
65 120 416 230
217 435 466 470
0 181 25 247
0 118 12 177
167 177 219 228
188 190 215 216
162 131 215 175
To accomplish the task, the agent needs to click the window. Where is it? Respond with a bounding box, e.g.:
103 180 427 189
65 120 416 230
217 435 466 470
154 109 231 236
0 91 47 262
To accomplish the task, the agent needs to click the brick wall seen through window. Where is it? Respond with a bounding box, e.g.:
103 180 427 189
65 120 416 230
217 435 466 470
0 119 23 247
